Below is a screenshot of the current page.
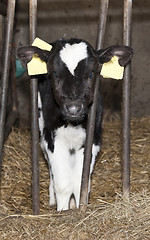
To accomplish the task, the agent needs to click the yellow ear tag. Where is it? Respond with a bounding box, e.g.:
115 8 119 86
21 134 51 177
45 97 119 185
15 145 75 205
27 37 52 76
100 56 124 80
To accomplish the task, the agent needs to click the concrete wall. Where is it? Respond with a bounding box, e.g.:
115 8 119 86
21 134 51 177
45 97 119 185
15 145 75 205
7 0 150 123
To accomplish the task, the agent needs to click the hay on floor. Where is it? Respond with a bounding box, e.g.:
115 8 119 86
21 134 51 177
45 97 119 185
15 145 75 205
0 117 150 239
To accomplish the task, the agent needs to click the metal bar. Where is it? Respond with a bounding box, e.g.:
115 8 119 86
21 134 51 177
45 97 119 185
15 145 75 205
79 0 109 209
0 15 5 70
29 0 40 215
122 0 132 199
0 0 16 180
96 0 109 51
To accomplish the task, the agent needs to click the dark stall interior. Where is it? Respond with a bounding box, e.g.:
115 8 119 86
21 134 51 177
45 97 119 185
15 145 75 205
1 0 150 124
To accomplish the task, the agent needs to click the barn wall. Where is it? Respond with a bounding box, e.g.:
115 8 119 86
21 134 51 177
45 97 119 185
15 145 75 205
4 0 150 124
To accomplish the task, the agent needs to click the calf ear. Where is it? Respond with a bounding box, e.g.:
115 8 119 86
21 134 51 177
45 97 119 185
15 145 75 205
97 45 133 66
17 46 50 67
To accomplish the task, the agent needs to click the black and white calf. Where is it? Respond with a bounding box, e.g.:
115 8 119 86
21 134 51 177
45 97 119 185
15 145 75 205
18 38 133 211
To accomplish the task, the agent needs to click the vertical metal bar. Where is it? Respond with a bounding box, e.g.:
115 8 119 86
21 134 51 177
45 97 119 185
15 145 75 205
0 15 5 70
122 0 132 199
79 0 109 209
29 0 40 215
96 0 109 51
0 0 16 179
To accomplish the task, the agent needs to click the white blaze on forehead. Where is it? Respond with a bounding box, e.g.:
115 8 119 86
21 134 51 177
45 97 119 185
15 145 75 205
60 42 88 76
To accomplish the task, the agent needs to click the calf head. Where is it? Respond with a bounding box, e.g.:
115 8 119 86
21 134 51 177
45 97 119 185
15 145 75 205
18 38 133 122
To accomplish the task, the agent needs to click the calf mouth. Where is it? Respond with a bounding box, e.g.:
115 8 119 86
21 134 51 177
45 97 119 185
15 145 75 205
61 114 87 124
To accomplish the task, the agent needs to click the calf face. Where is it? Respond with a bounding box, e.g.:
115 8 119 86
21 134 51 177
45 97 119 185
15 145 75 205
18 38 133 211
48 40 99 122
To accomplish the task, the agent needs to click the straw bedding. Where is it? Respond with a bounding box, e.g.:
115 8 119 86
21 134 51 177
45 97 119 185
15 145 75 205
0 116 150 239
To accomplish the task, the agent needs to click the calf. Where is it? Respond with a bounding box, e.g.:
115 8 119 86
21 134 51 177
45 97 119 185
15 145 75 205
18 38 132 211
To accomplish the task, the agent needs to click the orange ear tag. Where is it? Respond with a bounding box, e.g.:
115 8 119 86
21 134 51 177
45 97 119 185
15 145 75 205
27 38 52 76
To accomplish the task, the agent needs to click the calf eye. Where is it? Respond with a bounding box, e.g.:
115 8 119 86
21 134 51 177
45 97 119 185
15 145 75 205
89 71 94 78
53 71 58 78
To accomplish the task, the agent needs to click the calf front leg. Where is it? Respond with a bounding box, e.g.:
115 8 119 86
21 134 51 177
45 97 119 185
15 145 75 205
49 170 72 210
49 171 56 207
55 187 72 211
73 144 100 208
47 143 73 211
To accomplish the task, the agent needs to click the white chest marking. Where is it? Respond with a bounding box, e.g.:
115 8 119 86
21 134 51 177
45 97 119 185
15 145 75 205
60 42 88 76
54 124 86 153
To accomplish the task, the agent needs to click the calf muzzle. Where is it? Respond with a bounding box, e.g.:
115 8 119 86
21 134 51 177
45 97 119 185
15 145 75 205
62 102 85 121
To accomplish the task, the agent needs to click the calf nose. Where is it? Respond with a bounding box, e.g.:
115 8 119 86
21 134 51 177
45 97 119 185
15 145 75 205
65 103 83 116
